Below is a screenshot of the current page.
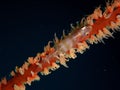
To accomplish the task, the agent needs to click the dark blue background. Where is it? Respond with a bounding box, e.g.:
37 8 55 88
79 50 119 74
0 0 120 90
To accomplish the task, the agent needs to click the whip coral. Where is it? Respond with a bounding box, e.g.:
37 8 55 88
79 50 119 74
0 0 120 90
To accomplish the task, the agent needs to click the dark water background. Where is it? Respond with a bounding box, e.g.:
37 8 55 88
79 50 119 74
0 0 120 90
